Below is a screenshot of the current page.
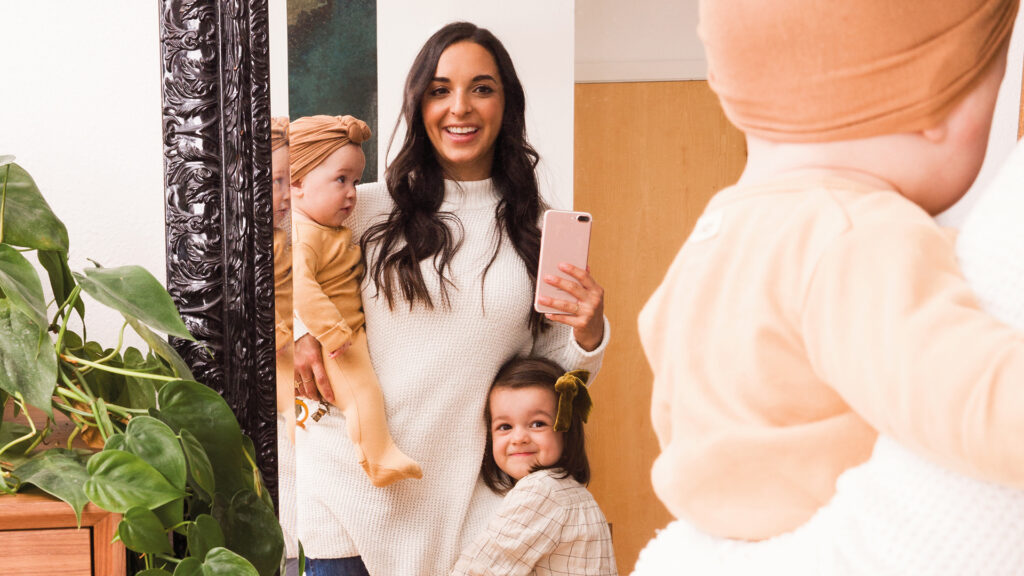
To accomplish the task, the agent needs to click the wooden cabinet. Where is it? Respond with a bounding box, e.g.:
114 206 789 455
0 489 125 576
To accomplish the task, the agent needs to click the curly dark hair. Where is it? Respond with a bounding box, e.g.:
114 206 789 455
362 21 547 336
481 356 590 495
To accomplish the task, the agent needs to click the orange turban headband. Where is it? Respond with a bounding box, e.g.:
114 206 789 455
289 115 371 183
699 0 1019 142
271 116 289 151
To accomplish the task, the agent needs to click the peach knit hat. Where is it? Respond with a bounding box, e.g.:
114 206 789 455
289 115 372 183
698 0 1018 142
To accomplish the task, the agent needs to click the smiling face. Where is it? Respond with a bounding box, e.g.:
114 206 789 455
290 144 365 228
489 385 564 481
420 41 505 181
271 145 290 228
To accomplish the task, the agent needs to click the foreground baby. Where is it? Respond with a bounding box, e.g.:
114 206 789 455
452 357 617 576
636 0 1024 572
290 114 422 487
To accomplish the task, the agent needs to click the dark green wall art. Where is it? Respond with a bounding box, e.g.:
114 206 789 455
288 0 379 182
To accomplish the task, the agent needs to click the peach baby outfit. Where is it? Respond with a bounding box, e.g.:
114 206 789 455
292 212 421 487
639 170 1024 542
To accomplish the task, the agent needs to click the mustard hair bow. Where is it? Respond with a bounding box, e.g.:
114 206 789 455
553 369 592 432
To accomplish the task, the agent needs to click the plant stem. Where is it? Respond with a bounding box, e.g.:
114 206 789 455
57 366 94 405
0 395 36 459
167 520 191 532
60 353 179 382
22 418 52 454
52 400 97 419
94 321 129 364
154 554 182 565
66 423 82 451
68 365 97 401
53 285 83 348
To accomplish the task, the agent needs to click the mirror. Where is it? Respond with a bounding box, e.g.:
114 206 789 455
275 2 576 574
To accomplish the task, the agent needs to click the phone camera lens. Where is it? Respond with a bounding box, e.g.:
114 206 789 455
577 215 591 223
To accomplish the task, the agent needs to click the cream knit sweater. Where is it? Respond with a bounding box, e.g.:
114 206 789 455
296 179 609 576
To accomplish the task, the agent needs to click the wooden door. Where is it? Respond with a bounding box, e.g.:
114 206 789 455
574 80 746 573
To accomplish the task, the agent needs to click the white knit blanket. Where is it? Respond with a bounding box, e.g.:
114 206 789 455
634 141 1024 576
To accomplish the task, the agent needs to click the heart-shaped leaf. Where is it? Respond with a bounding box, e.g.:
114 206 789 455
123 416 186 489
12 449 90 525
187 514 225 561
0 300 55 416
172 558 203 576
104 433 127 451
157 380 245 498
222 490 284 576
74 265 193 340
118 506 173 554
137 570 173 576
84 449 185 513
0 244 47 332
180 428 216 502
122 415 187 529
0 162 68 252
201 547 261 576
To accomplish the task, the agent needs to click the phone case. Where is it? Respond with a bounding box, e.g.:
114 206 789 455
534 209 593 314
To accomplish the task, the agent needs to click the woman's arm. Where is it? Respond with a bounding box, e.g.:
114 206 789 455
532 264 611 378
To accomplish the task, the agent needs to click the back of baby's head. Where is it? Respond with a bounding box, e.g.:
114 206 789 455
699 0 1017 143
288 114 371 183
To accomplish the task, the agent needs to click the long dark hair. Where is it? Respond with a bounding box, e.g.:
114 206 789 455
362 21 547 335
481 357 590 495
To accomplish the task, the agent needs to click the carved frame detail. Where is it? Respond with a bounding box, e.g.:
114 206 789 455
158 0 278 506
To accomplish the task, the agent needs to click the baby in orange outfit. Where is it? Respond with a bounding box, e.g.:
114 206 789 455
636 0 1024 573
290 114 422 487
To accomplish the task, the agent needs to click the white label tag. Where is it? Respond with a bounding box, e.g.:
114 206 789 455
690 211 722 243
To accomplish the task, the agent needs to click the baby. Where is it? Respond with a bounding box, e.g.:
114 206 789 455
636 0 1024 572
452 356 617 576
290 114 422 487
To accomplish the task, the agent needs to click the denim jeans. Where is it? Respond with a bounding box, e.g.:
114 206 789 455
306 557 370 576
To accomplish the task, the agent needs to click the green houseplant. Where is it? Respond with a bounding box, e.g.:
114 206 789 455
0 156 284 575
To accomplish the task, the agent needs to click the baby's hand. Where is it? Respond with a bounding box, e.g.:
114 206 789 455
328 341 352 359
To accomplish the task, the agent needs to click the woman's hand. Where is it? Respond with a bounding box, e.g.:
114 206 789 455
537 263 605 351
294 333 335 404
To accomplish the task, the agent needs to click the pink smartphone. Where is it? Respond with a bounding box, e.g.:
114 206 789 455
534 209 593 314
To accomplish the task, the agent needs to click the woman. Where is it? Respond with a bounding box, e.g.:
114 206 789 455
293 22 609 576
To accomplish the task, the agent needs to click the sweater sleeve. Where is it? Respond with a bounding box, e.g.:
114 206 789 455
801 218 1024 485
531 316 610 381
451 476 566 576
292 236 354 353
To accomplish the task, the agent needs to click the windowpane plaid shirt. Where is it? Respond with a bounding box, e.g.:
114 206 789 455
452 469 618 576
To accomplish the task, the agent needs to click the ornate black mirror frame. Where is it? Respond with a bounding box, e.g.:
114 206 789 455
158 0 278 506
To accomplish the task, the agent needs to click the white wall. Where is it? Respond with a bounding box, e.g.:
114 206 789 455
576 0 705 82
0 1 164 345
270 0 290 117
377 0 575 209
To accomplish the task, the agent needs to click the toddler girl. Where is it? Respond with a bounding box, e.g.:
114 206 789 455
290 114 422 487
452 357 617 576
